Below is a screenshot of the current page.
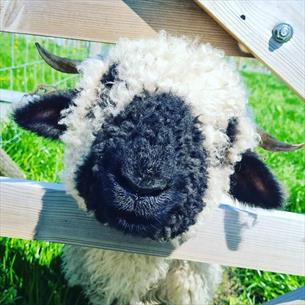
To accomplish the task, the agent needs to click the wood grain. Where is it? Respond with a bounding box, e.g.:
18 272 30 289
0 0 156 41
1 177 304 276
261 286 305 305
195 0 305 100
123 0 246 56
0 0 246 56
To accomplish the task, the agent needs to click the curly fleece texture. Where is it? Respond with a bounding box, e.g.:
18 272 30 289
57 33 258 305
76 92 208 241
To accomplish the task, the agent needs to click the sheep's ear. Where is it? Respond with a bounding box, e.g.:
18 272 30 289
229 151 284 209
13 90 76 140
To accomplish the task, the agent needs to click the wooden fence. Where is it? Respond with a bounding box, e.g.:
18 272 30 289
1 0 304 100
1 177 305 278
0 1 304 304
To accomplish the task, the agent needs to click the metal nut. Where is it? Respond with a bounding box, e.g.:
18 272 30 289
272 23 293 43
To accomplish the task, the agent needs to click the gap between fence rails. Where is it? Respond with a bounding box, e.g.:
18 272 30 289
0 177 304 277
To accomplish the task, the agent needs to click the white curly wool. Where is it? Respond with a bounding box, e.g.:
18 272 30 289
59 33 259 305
62 246 222 305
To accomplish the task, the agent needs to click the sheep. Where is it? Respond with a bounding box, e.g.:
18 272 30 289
13 33 303 305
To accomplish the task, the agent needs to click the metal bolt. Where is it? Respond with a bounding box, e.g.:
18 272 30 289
272 23 293 43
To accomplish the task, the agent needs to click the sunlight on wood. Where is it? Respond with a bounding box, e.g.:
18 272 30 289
1 177 304 277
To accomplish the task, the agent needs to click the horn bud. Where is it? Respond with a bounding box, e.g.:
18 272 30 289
35 42 81 74
257 128 305 152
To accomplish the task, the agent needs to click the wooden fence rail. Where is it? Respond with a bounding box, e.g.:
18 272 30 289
1 0 304 99
0 0 245 56
1 177 304 277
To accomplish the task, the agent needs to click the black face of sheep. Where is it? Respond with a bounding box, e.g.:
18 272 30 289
13 42 304 241
76 92 209 240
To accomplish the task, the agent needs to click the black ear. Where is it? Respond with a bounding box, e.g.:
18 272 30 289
229 151 284 209
13 90 76 139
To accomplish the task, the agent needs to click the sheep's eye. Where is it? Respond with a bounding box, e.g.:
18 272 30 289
101 64 118 89
226 117 238 144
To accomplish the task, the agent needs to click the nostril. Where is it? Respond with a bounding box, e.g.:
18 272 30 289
116 169 169 196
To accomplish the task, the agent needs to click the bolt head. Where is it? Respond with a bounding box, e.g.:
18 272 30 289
272 23 293 43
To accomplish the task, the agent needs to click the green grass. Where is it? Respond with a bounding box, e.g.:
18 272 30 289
1 33 305 304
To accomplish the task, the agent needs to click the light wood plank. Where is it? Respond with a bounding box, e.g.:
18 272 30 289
0 0 246 56
0 89 24 104
123 0 246 56
0 0 156 41
261 286 305 305
0 149 25 178
0 89 24 121
0 177 304 276
195 0 305 100
0 90 41 121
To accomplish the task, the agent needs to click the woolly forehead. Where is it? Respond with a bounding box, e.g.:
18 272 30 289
70 36 248 127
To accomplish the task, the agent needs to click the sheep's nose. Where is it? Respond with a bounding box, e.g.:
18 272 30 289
119 137 175 195
118 169 169 195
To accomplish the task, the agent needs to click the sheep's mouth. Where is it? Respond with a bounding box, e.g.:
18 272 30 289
94 168 188 239
99 169 181 217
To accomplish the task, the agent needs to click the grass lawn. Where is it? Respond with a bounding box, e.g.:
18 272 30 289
1 33 305 305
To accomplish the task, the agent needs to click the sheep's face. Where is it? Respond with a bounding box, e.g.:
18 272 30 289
76 91 208 239
14 35 285 240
